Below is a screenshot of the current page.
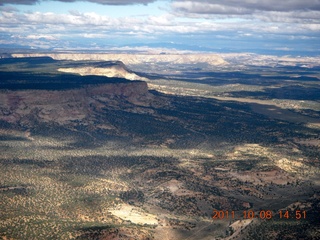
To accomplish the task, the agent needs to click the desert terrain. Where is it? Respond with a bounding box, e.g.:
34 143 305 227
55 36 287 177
0 53 319 239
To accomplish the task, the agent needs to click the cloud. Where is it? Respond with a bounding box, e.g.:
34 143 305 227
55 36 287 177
26 34 57 40
0 5 19 12
256 11 320 23
0 7 318 39
171 0 320 28
0 0 156 6
0 0 319 52
0 0 36 5
172 0 320 14
172 1 252 15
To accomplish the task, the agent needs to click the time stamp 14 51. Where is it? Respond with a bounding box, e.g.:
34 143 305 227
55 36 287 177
212 210 307 220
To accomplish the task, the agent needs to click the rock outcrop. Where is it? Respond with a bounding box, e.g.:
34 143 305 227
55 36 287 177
12 53 227 66
0 81 151 125
58 61 147 81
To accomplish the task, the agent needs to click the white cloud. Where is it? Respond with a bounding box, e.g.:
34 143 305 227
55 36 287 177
81 33 107 38
0 1 319 51
0 8 319 38
148 14 174 26
26 34 57 40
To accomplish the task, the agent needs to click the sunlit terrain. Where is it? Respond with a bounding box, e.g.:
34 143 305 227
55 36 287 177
0 54 319 239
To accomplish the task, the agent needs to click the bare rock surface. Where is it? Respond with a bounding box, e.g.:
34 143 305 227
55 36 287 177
12 53 228 66
0 81 152 125
58 61 147 81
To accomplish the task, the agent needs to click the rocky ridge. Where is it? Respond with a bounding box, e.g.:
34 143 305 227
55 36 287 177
0 81 152 125
12 53 227 66
58 61 147 81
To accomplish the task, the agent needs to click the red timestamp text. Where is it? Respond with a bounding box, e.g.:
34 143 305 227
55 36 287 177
212 209 307 220
212 210 235 219
279 210 307 220
212 210 273 220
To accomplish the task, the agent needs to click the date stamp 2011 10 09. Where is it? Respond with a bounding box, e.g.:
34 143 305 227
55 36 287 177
212 210 307 220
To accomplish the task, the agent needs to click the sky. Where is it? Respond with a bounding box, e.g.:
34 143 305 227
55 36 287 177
0 0 320 55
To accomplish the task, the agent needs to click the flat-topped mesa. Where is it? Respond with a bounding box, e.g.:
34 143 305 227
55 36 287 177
58 61 147 81
12 53 228 66
0 80 151 125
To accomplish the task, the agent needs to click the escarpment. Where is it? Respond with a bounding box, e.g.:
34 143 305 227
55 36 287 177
0 79 153 125
0 57 168 129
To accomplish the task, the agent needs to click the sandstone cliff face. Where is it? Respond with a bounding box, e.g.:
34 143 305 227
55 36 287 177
58 65 146 81
0 81 151 125
12 53 227 66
